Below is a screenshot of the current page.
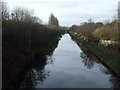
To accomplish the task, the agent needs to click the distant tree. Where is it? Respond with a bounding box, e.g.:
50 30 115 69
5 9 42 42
70 21 104 40
11 7 35 22
69 25 78 31
0 1 1 18
87 19 94 23
93 22 118 41
1 1 9 20
48 13 59 27
118 1 120 22
112 14 118 22
103 20 110 24
33 16 43 24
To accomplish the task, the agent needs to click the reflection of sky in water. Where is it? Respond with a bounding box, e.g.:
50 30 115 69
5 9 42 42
53 34 82 56
34 34 119 88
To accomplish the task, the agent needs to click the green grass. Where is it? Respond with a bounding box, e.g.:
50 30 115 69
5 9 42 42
70 32 120 76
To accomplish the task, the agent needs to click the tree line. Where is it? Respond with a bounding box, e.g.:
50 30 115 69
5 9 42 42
1 1 61 53
69 18 119 63
1 1 63 88
70 19 119 42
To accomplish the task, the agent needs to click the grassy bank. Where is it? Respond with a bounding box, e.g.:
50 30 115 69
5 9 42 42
70 32 120 77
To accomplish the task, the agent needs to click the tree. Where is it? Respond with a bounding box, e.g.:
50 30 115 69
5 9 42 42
93 22 118 41
48 13 59 27
87 19 94 23
1 0 9 20
11 7 35 22
33 16 42 24
118 1 120 22
69 25 78 31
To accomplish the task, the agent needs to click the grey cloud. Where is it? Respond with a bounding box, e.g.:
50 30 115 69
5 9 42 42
7 0 118 26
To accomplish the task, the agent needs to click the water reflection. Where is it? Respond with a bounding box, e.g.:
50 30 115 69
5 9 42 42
80 51 120 88
80 52 95 69
20 55 49 88
19 35 60 88
110 76 120 88
99 65 120 88
99 65 111 74
46 55 55 65
19 34 120 88
20 50 57 88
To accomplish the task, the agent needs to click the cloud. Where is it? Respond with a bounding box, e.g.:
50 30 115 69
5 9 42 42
6 0 119 26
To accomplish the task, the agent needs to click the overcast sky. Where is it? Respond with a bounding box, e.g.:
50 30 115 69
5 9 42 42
5 0 119 26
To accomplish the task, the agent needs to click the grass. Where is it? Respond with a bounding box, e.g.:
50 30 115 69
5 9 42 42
70 32 120 77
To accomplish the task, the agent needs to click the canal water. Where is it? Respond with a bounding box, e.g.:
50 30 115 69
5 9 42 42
20 34 120 88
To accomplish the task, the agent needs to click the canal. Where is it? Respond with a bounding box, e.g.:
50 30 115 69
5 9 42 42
20 34 120 88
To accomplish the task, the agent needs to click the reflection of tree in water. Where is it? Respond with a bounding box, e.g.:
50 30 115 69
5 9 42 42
80 52 94 69
46 55 55 65
21 68 49 88
20 55 54 88
99 64 111 74
99 64 120 89
110 76 120 89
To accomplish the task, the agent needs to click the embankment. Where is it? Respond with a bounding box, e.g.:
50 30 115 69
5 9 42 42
70 32 120 77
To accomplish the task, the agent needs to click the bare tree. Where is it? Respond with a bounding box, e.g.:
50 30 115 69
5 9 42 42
118 1 120 22
12 7 35 22
33 16 42 24
0 0 2 24
1 0 9 20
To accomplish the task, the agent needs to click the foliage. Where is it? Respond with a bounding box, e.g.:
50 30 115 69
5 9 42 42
70 19 119 42
93 22 119 41
2 1 63 88
1 0 9 20
48 13 59 29
70 20 103 40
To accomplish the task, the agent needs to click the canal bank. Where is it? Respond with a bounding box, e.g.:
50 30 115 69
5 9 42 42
70 32 120 78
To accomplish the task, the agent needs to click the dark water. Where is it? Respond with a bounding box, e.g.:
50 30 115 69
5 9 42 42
20 34 120 88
